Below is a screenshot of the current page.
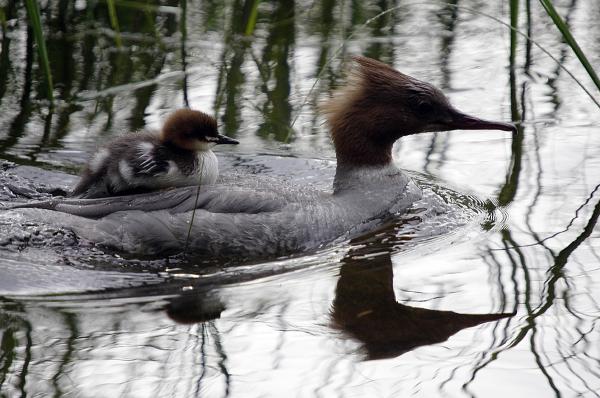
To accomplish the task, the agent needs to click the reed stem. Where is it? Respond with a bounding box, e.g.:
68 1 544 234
244 0 261 36
538 0 600 92
106 0 123 48
24 0 53 103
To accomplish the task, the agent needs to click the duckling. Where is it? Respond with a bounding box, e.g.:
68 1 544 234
70 109 239 198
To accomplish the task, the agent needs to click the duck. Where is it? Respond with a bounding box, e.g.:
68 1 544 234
8 56 515 257
70 109 239 198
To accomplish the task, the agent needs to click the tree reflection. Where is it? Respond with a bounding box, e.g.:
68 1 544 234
214 0 257 137
423 0 458 174
464 2 600 394
255 0 295 142
0 299 32 397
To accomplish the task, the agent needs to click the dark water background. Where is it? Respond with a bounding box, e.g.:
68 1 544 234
1 1 600 397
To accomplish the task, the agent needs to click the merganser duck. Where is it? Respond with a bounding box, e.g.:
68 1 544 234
70 109 239 198
10 57 515 257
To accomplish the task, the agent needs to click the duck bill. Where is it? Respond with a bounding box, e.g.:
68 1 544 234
446 110 517 132
215 134 239 145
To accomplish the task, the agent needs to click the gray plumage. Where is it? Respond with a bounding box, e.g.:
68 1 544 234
11 166 421 256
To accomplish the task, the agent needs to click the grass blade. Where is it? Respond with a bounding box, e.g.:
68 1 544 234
106 0 123 48
244 0 260 36
24 0 53 103
538 0 600 92
184 156 205 255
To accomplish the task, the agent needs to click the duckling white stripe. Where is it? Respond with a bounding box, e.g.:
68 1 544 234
118 160 134 182
89 148 109 173
166 160 180 180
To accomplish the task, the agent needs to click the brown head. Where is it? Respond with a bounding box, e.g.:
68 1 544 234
322 56 516 167
160 109 239 151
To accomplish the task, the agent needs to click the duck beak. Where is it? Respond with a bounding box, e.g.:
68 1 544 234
446 109 517 132
215 134 239 145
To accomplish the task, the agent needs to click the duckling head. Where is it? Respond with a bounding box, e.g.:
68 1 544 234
161 109 239 151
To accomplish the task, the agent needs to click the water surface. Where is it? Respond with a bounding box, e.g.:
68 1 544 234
1 1 600 397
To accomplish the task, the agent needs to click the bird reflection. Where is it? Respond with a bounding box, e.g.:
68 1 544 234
331 247 514 360
164 244 514 362
165 288 225 324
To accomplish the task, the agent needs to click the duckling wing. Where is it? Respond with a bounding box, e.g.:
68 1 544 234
130 142 170 177
69 134 168 198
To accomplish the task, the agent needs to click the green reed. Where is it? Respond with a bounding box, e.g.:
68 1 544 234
539 0 600 92
106 0 123 48
24 0 53 103
329 2 600 109
244 0 260 36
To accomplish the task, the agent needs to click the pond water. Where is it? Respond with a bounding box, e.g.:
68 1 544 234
1 1 600 397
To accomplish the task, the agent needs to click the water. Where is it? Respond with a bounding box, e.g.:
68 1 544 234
1 1 600 397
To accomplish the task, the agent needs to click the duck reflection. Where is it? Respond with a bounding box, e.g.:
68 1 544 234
331 248 514 360
165 243 514 361
166 288 225 324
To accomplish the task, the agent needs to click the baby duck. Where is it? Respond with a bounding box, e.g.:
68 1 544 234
71 109 239 198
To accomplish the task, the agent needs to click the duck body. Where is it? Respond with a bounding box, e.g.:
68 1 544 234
9 57 515 257
15 164 420 256
71 109 238 199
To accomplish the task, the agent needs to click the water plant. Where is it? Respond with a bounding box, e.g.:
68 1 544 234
185 156 205 254
244 0 260 36
538 0 600 92
106 0 123 47
24 0 53 103
289 1 600 117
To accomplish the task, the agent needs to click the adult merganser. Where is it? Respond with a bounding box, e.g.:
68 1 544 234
71 109 239 198
9 57 515 257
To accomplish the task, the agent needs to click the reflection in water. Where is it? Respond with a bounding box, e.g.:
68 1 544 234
1 16 33 157
363 0 396 64
545 0 579 113
0 226 514 396
497 0 524 207
256 0 295 141
1 1 600 397
332 246 512 360
167 289 226 324
214 0 257 137
469 197 600 396
423 0 458 174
